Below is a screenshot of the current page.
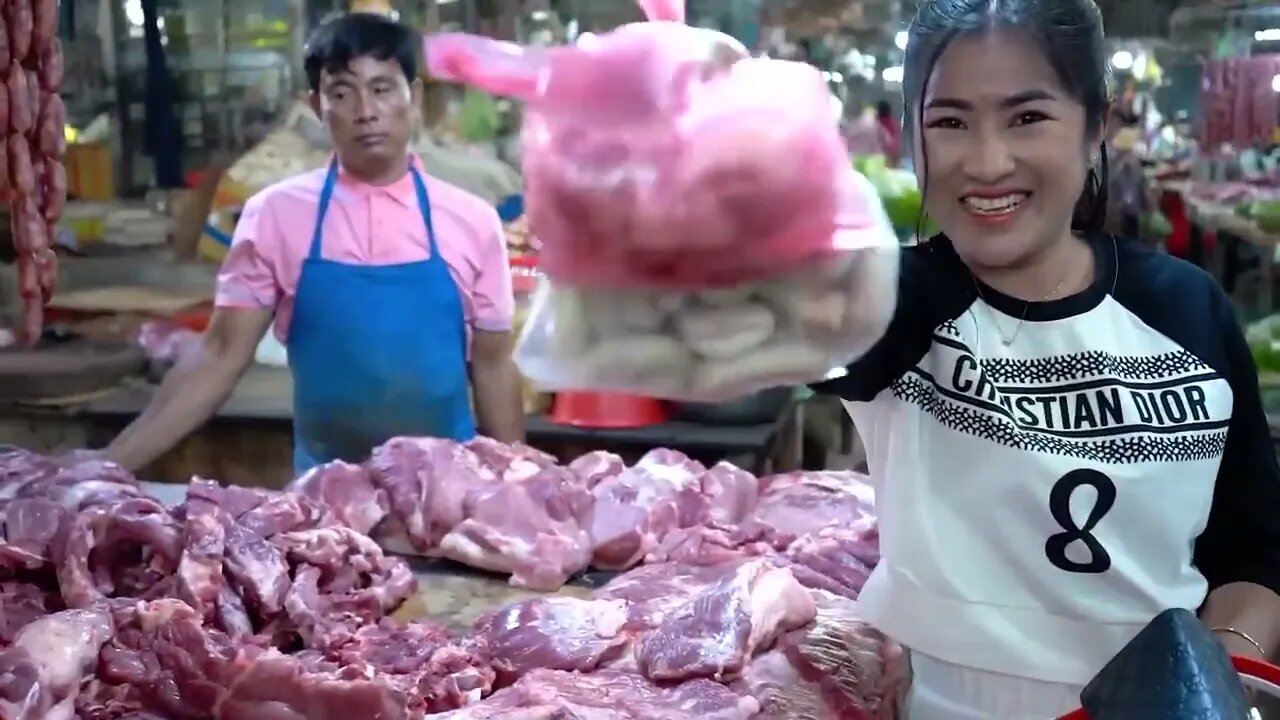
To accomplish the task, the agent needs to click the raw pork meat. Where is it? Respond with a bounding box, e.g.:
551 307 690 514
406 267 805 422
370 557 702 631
595 560 749 629
331 619 495 713
645 523 774 566
464 437 556 483
288 461 389 535
276 525 417 649
89 599 415 720
701 461 759 525
0 607 113 719
432 669 759 719
2 449 145 569
55 497 184 608
785 526 881 599
438 467 594 590
590 449 709 569
736 591 906 720
472 597 631 684
742 471 876 545
566 450 626 488
633 559 816 681
647 470 876 566
0 581 56 644
367 437 498 553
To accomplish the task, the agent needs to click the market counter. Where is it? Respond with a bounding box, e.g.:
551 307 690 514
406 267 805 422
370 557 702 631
0 365 297 487
394 560 598 633
0 365 804 487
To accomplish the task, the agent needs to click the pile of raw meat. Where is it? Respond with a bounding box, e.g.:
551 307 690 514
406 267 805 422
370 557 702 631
2 440 900 719
291 436 880 594
4 0 65 345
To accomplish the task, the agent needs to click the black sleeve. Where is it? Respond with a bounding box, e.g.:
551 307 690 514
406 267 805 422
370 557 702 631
810 243 963 402
1192 292 1280 596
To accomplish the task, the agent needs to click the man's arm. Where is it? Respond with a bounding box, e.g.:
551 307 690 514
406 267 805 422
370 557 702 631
106 191 283 471
104 307 273 471
464 199 523 443
470 329 524 443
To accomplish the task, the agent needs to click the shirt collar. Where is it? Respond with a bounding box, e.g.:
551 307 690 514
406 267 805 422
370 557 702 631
333 154 422 208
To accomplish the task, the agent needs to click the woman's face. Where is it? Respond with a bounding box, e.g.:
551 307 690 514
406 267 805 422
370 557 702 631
916 29 1099 270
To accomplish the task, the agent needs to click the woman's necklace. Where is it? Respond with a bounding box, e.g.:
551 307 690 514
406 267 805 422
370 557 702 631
973 260 1086 347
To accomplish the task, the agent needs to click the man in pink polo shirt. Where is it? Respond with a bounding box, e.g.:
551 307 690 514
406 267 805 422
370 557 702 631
102 13 524 474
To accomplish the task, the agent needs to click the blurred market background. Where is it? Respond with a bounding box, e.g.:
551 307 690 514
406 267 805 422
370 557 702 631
1 0 1279 493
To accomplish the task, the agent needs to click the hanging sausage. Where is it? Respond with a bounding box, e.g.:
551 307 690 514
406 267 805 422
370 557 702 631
5 0 61 345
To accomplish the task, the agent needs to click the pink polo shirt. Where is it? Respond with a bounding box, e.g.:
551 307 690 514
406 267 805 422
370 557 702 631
215 155 514 351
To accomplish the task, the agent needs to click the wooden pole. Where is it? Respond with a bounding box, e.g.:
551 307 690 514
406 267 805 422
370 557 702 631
419 0 449 129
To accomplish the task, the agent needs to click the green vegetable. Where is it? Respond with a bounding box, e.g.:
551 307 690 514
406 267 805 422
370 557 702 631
1139 210 1172 238
1252 200 1280 234
459 88 501 143
856 159 937 235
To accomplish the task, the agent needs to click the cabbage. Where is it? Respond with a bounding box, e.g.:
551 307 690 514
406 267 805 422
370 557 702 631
459 88 502 142
857 160 935 235
1252 200 1280 233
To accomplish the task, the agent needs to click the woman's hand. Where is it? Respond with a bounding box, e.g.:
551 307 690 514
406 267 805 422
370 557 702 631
1212 627 1269 662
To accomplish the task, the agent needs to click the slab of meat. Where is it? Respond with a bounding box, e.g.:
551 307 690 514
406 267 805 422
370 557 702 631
590 449 709 570
741 470 876 545
432 669 760 719
2 450 145 570
645 523 775 566
331 619 495 713
464 436 557 483
55 497 184 608
736 591 906 720
594 560 747 629
0 607 113 720
633 559 816 682
648 470 876 567
275 526 416 650
472 597 631 685
784 526 880 599
438 467 594 590
367 437 498 554
287 461 389 535
0 580 58 644
566 450 625 488
91 599 415 720
700 461 758 525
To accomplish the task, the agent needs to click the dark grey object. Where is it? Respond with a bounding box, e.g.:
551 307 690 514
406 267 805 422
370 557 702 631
671 387 793 426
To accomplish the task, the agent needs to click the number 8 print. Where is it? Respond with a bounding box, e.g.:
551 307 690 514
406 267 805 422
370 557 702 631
1045 469 1118 574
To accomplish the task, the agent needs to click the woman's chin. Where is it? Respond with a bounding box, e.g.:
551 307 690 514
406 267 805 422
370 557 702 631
951 237 1041 273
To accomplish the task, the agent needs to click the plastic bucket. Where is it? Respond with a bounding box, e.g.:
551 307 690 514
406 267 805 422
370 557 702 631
549 392 669 428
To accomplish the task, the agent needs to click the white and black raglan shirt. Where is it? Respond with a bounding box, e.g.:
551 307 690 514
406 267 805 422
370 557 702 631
813 232 1280 686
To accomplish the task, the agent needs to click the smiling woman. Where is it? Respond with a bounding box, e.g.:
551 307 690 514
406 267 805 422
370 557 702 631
809 0 1280 717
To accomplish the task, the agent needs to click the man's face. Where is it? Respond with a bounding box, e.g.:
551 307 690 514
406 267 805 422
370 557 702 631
312 56 420 175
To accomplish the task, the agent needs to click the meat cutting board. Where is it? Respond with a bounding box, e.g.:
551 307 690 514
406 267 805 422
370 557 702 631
394 558 601 633
0 340 146 403
47 286 213 315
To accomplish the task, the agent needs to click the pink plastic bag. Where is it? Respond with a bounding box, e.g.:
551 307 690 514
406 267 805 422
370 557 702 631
425 4 858 289
513 171 901 401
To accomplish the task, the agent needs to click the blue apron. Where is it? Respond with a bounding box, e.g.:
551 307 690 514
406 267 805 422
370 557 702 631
288 161 476 473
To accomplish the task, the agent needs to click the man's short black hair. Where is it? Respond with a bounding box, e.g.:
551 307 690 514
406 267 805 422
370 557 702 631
304 12 418 93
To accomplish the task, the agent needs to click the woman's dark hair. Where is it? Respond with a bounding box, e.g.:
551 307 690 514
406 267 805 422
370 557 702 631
903 0 1110 234
876 100 894 120
304 12 419 93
